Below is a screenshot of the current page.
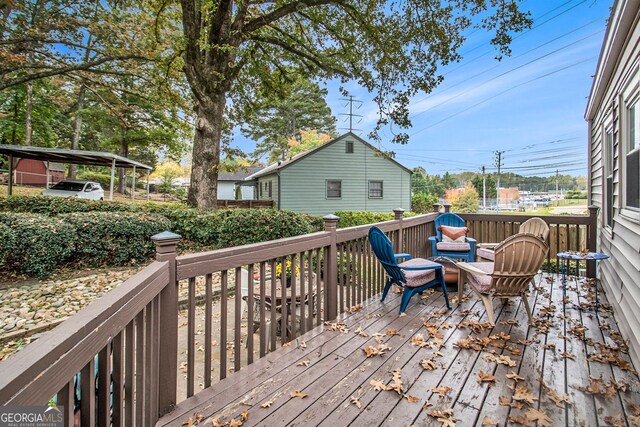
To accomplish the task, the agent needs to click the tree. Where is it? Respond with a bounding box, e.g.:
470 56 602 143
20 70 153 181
287 130 333 158
411 167 445 198
451 182 479 213
151 161 185 193
412 193 439 214
243 74 336 162
471 173 497 200
178 0 531 208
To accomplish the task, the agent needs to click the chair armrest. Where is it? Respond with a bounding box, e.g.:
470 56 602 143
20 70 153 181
457 262 490 276
428 236 439 243
398 263 443 272
466 237 477 244
394 253 412 261
478 242 499 249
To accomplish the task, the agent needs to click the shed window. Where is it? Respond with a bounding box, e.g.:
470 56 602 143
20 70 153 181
369 181 383 198
346 141 354 153
626 102 640 209
259 182 263 197
326 180 342 198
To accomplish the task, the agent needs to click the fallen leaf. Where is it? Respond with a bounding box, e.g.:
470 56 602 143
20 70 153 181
421 359 437 370
508 414 532 426
350 396 361 408
370 379 390 391
561 351 576 360
228 419 243 427
290 389 307 399
506 372 525 382
432 385 452 397
355 326 369 337
525 407 552 427
499 395 523 409
604 416 625 427
481 416 498 426
545 387 572 408
260 400 274 408
297 360 310 367
513 385 537 405
386 329 400 336
240 410 249 422
298 340 307 349
404 395 420 403
477 370 496 384
426 408 457 427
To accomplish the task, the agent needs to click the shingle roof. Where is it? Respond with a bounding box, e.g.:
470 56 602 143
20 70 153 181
218 166 263 181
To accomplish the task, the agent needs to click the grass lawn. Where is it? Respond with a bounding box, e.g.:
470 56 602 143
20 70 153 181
0 184 182 204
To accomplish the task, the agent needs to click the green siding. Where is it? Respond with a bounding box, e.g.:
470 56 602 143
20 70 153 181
279 135 411 216
256 174 279 208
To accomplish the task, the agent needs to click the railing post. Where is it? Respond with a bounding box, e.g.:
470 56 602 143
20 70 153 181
152 231 182 418
433 203 441 213
443 203 452 213
586 205 599 279
394 208 405 253
323 214 339 321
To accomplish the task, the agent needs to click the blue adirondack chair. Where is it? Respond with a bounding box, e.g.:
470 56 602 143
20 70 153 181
428 213 476 262
369 226 450 314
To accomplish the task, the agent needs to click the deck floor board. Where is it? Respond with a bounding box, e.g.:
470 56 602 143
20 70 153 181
158 274 640 427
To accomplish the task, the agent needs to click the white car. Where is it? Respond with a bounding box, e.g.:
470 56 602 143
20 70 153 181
42 180 105 201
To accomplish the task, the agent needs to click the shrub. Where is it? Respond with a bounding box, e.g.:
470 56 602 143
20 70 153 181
334 211 417 228
170 209 235 246
76 171 118 189
217 209 313 247
0 195 133 215
0 212 76 277
59 212 170 266
412 193 439 214
0 223 15 267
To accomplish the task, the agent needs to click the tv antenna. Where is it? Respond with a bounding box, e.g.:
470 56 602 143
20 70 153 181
339 95 363 133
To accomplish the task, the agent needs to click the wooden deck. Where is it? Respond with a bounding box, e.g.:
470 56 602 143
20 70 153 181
158 272 640 427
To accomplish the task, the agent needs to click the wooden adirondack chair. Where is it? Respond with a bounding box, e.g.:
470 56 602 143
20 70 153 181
476 217 550 262
369 226 450 314
428 213 476 262
457 233 549 325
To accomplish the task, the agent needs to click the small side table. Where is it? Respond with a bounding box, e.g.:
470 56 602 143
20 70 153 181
557 251 609 316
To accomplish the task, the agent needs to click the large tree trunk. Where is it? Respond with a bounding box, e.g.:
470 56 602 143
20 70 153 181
187 93 224 209
68 85 86 179
24 82 33 145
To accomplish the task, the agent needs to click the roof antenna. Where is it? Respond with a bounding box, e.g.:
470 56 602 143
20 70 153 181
339 95 363 134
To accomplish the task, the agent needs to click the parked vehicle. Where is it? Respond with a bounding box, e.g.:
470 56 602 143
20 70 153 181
42 180 105 201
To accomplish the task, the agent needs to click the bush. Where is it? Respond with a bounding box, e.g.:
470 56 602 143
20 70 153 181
412 193 439 214
170 209 234 246
0 223 15 267
0 195 133 215
217 209 313 247
59 212 170 266
334 211 417 228
76 171 118 189
0 212 76 277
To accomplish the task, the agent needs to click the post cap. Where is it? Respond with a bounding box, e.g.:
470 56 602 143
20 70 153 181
393 208 405 213
323 214 340 221
151 231 182 241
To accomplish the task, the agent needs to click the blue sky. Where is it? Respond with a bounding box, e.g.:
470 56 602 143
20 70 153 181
234 0 611 177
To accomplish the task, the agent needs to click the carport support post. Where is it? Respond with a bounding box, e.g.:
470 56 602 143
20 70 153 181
146 169 150 202
131 165 136 203
109 158 116 201
45 161 50 189
7 154 13 195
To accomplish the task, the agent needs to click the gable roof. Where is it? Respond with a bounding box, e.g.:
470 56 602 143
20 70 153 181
245 132 412 180
218 166 263 181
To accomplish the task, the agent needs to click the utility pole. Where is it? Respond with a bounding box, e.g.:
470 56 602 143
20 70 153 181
482 166 486 212
495 151 505 212
339 95 363 133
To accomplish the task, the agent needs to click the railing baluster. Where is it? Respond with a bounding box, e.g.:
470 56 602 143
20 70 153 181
97 344 111 427
291 254 297 339
135 310 145 426
247 263 254 364
234 267 242 371
307 250 314 331
204 273 212 388
279 259 288 343
125 321 134 425
299 251 306 336
187 277 196 396
144 300 153 426
57 380 74 427
270 261 277 350
112 331 124 427
220 270 228 380
81 357 96 427
338 243 344 313
259 262 267 357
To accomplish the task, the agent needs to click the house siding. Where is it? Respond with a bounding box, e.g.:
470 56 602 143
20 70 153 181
278 135 411 216
256 174 279 208
586 1 640 369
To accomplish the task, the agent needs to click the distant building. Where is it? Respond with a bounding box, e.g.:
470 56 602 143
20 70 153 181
245 133 412 215
218 167 263 200
498 187 520 204
13 159 65 186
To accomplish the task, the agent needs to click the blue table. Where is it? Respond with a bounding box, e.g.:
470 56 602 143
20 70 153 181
557 251 609 316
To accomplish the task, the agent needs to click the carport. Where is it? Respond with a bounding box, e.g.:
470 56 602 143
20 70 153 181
0 145 153 202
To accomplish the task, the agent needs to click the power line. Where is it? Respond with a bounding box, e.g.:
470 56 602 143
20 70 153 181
409 56 597 136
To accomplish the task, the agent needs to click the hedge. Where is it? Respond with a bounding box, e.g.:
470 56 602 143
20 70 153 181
0 212 76 277
0 223 15 267
59 212 170 266
217 209 314 247
334 210 417 228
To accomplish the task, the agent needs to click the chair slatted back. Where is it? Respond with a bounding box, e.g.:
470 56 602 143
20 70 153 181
369 226 405 285
434 213 465 241
519 217 550 241
491 234 549 296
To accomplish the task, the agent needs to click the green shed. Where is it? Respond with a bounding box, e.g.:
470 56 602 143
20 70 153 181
245 133 412 216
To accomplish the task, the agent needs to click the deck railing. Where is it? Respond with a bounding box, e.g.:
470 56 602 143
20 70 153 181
0 206 598 426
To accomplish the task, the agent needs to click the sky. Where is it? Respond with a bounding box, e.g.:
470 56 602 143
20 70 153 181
233 0 612 177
